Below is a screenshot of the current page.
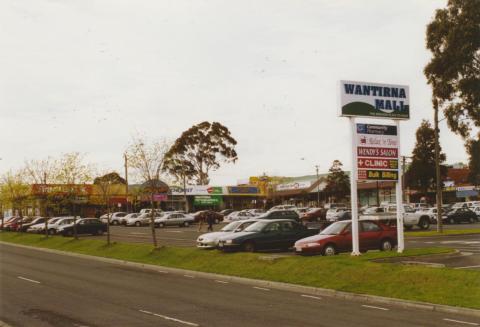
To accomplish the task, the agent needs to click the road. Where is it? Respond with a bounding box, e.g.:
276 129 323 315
1 243 479 327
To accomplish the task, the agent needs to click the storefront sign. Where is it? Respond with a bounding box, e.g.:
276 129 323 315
276 181 312 191
358 170 398 181
227 186 259 194
32 184 93 195
357 147 398 158
193 195 222 206
340 80 410 120
153 194 168 201
171 186 223 196
357 134 398 148
357 158 398 170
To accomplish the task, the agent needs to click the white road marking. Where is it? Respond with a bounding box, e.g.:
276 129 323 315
165 231 183 233
424 241 435 244
17 276 41 284
214 280 229 284
443 318 479 326
129 232 148 235
454 265 480 269
139 310 199 326
157 270 169 274
253 286 270 291
301 294 322 300
361 305 389 311
183 275 195 278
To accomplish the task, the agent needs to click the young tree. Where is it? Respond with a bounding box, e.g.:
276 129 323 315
405 120 448 196
24 157 59 237
164 121 238 185
126 136 170 248
94 171 125 245
424 0 480 173
0 170 31 229
324 160 350 201
55 152 94 239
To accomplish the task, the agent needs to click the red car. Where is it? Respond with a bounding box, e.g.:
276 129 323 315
3 217 26 231
294 220 397 256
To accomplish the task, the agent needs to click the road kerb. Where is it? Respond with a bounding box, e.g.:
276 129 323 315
1 241 479 318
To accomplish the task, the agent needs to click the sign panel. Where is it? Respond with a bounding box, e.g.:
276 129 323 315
276 181 312 191
193 195 222 206
153 194 168 201
357 158 398 170
357 134 398 148
340 80 409 119
227 186 259 194
357 147 398 158
171 186 223 196
358 170 398 181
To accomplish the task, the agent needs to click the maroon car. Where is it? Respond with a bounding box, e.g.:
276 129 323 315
294 220 397 256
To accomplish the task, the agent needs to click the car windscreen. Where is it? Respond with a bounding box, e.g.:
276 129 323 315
320 221 350 235
244 221 269 232
48 218 61 224
221 221 242 232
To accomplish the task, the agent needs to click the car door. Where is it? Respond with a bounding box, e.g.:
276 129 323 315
280 221 305 248
360 221 382 250
337 223 353 252
258 222 282 250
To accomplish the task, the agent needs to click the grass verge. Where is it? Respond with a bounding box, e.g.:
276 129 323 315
1 232 479 309
406 229 480 237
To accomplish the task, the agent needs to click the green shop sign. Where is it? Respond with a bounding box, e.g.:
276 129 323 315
193 195 223 206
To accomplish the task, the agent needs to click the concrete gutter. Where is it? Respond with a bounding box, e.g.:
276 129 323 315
1 241 479 319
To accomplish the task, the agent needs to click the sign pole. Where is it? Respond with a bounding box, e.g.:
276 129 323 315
350 117 360 256
395 120 404 253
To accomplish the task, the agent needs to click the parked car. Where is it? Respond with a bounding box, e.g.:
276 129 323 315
59 218 107 236
121 213 140 225
268 205 297 212
224 210 255 222
257 210 300 221
155 212 194 228
294 220 397 256
219 209 235 217
30 217 76 234
247 209 265 216
28 217 62 233
473 206 480 218
99 212 128 225
17 217 47 232
197 220 258 249
324 203 348 210
442 208 478 224
139 208 163 215
326 208 349 222
126 213 153 226
3 217 27 231
300 208 324 222
1 216 19 229
217 219 319 252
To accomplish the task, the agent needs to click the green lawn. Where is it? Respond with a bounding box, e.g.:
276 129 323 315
406 229 480 237
1 232 479 309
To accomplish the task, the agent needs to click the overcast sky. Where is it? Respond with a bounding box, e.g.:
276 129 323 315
0 0 467 185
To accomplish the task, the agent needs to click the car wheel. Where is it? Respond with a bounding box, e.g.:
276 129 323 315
380 239 393 251
418 217 430 230
214 218 219 224
159 223 165 228
449 217 455 224
323 244 336 256
66 230 73 237
97 229 104 236
243 241 256 253
135 221 141 227
469 216 476 223
112 220 119 226
48 229 56 235
183 221 190 227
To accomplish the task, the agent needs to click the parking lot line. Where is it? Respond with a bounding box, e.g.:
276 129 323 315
183 275 195 278
139 309 199 326
17 276 41 284
443 318 479 326
301 294 322 300
252 286 270 291
361 305 389 311
454 265 480 270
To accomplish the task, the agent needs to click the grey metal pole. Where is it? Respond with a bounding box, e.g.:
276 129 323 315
434 99 443 233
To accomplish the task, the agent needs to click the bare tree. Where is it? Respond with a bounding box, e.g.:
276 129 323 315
55 152 94 240
126 136 170 248
24 157 59 237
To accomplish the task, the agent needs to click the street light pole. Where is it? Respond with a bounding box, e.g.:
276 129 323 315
315 165 320 207
433 99 443 233
124 153 129 213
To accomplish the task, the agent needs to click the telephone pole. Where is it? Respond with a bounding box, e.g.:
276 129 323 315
433 99 443 233
315 165 320 207
124 153 129 213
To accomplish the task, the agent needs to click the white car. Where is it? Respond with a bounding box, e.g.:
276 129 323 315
247 209 265 216
45 217 76 234
197 220 257 249
100 212 128 225
126 213 152 227
224 211 255 222
326 208 349 222
28 217 62 233
473 206 480 218
268 205 297 212
154 212 194 228
139 208 163 215
56 217 84 234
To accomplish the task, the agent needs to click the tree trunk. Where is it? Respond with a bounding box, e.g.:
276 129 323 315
150 196 158 248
